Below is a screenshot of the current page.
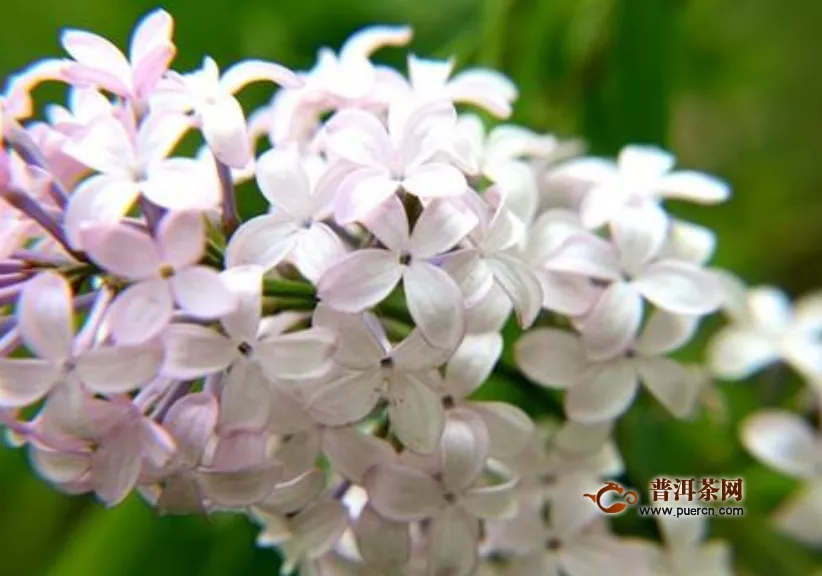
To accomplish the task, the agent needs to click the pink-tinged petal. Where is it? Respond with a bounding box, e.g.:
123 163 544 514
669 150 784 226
707 327 780 380
354 504 411 572
256 469 326 516
220 60 302 93
18 271 74 360
265 387 312 436
291 224 347 284
81 224 161 280
200 96 251 169
546 234 622 281
409 199 477 259
31 446 89 485
312 305 385 370
136 111 191 166
391 329 453 371
466 284 513 334
130 9 174 62
157 210 205 268
198 463 282 508
460 477 519 519
0 358 60 407
140 419 176 468
360 194 409 250
254 328 335 380
662 219 716 265
535 270 598 316
565 362 639 423
322 427 396 484
634 260 723 315
318 250 402 312
426 508 480 576
334 167 399 224
364 463 444 521
171 266 238 319
142 157 222 211
92 424 143 506
255 148 313 219
76 341 163 395
133 43 175 100
487 254 542 328
305 368 382 426
579 185 627 230
275 430 321 481
402 162 467 200
61 30 132 95
163 391 218 464
742 411 821 478
161 323 234 379
471 402 534 459
404 261 465 351
107 280 174 345
441 408 489 493
340 25 413 60
64 176 140 249
448 68 518 118
62 115 133 174
219 265 263 344
515 328 586 389
617 145 675 179
635 309 699 356
552 157 617 185
444 333 503 398
611 204 668 272
325 109 393 167
657 171 730 204
440 249 494 307
278 501 349 573
156 475 205 515
636 357 698 418
218 360 271 433
389 372 445 455
224 213 298 270
581 282 642 361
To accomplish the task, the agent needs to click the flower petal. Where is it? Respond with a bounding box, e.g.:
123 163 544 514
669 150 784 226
471 402 535 459
334 168 398 224
76 342 164 395
514 328 586 389
441 407 490 493
403 261 465 351
254 328 335 381
107 280 174 345
291 224 347 284
444 333 503 398
318 250 402 313
62 30 132 96
707 327 780 380
657 171 730 204
565 362 639 423
741 411 821 478
426 507 480 576
64 175 140 250
18 271 74 360
255 148 313 219
305 368 382 426
410 199 477 259
460 477 519 519
634 261 723 315
360 194 409 250
636 357 699 418
487 254 542 328
354 504 411 572
198 463 282 508
402 162 467 199
219 265 263 344
389 373 445 455
322 427 396 484
171 266 238 319
634 309 699 356
81 223 161 280
364 462 444 521
0 358 60 407
611 204 668 272
161 323 234 379
91 423 143 506
581 282 643 361
142 157 222 211
157 210 205 268
163 391 218 464
200 96 251 169
224 213 298 271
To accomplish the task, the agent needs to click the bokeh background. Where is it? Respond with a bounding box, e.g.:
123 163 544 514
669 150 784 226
2 0 822 574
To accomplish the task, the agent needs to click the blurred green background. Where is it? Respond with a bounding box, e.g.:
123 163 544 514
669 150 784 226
2 0 822 574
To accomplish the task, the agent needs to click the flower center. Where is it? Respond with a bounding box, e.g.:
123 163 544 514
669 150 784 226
399 252 412 266
159 265 175 279
237 341 253 357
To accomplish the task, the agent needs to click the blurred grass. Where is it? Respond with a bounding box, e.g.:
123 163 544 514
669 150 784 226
2 0 822 574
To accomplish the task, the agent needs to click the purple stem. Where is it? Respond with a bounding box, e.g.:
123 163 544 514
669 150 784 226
11 249 74 266
1 186 78 258
0 284 23 307
215 155 239 237
0 272 30 288
0 260 24 274
139 196 165 234
3 119 68 208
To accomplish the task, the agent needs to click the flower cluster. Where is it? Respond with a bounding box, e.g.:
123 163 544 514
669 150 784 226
1 9 820 576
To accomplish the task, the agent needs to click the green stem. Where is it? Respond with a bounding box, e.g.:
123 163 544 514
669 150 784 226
261 278 317 299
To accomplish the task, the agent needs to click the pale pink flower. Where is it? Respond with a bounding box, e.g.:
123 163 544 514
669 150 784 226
318 197 475 350
81 211 238 345
306 306 449 454
224 148 347 282
555 145 730 235
709 284 822 382
0 271 163 408
61 9 176 103
742 411 822 546
406 56 518 119
323 101 467 223
516 311 702 423
153 56 301 168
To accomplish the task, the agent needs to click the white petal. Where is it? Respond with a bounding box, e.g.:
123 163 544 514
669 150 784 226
707 327 779 380
741 411 821 478
291 224 347 284
360 194 409 250
364 463 443 521
279 501 349 572
444 333 503 398
107 280 174 345
318 250 402 312
403 261 465 351
200 96 251 169
157 210 205 268
171 266 238 319
439 249 494 307
460 477 519 519
353 504 411 572
312 305 385 370
224 213 298 270
198 464 281 508
81 223 161 280
402 162 467 199
471 402 535 459
515 328 586 389
305 369 382 426
611 204 668 272
255 147 313 219
91 424 143 506
334 168 399 224
391 328 454 371
161 323 235 379
426 507 480 576
219 265 263 344
218 360 271 433
635 309 699 355
565 362 639 423
409 199 477 259
323 427 396 485
254 328 335 380
535 270 599 316
389 373 446 455
441 407 490 493
255 469 326 516
0 358 60 407
487 254 542 328
143 157 222 211
18 271 74 360
636 357 699 418
617 145 675 179
581 282 643 361
76 342 164 395
634 261 723 315
545 234 622 281
657 171 730 203
661 219 716 265
162 391 218 464
774 481 822 546
219 59 301 93
64 175 140 250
